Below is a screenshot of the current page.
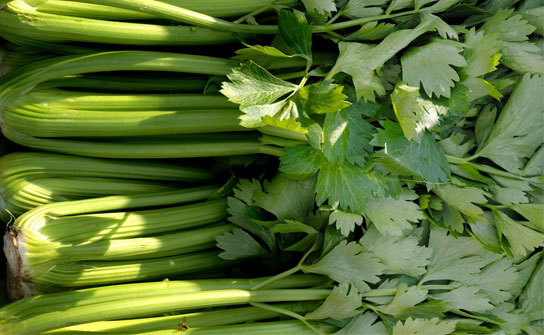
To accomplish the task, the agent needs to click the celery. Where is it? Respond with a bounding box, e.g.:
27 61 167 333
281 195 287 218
5 188 232 288
19 89 235 110
0 151 215 217
1 275 329 333
1 288 331 334
18 222 232 264
78 0 279 34
0 2 238 46
1 127 283 158
31 0 296 20
3 275 327 316
137 320 337 335
46 303 312 334
0 30 103 55
40 74 208 92
3 87 245 137
13 189 227 236
23 250 228 288
0 51 238 109
0 44 51 75
4 104 246 137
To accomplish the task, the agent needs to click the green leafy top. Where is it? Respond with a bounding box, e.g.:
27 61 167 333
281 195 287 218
215 9 544 335
401 40 467 98
476 74 544 173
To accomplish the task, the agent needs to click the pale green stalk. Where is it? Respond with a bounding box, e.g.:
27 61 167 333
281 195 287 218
0 2 238 46
0 151 215 216
3 275 328 318
1 127 284 158
31 0 297 20
16 250 230 288
5 289 331 334
139 320 337 335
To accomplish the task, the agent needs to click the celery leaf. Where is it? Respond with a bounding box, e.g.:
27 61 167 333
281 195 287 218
493 209 544 258
433 184 488 220
329 209 363 237
302 0 337 16
335 312 387 335
391 83 447 140
316 160 386 213
328 15 439 101
363 191 424 236
298 81 351 115
216 228 270 260
477 74 544 173
360 226 431 276
322 108 375 167
302 240 385 291
423 228 494 283
402 40 466 98
279 144 321 179
305 283 363 320
254 173 316 222
392 317 457 335
373 121 450 186
278 10 313 64
221 62 297 107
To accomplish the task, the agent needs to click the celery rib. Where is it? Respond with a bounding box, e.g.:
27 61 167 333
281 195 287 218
142 320 337 335
0 152 216 217
44 304 301 334
23 250 230 287
3 289 331 334
2 275 328 318
41 74 208 92
0 4 238 46
19 89 235 110
1 127 273 159
4 105 246 137
33 0 297 20
0 51 238 109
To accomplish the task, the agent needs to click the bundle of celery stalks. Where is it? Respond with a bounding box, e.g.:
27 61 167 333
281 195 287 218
1 0 543 334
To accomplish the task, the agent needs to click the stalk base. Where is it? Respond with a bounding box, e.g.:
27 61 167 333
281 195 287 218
4 230 21 278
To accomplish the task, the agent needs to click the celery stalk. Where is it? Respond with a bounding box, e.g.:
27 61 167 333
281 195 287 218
78 0 278 34
6 189 231 286
18 222 232 265
19 89 235 110
2 289 331 334
0 2 238 46
4 105 246 137
15 194 227 238
1 127 283 158
32 0 297 20
40 75 208 92
0 51 238 109
2 275 328 318
26 250 229 288
0 152 216 216
138 320 337 335
45 303 311 334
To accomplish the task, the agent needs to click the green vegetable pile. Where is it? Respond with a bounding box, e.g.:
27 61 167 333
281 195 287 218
0 0 542 334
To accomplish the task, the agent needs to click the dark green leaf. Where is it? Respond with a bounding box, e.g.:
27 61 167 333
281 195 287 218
216 228 270 260
298 81 350 115
302 240 385 292
254 173 316 222
322 108 375 168
279 144 321 179
278 10 313 64
316 160 386 213
306 283 363 320
373 121 451 186
221 62 297 107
